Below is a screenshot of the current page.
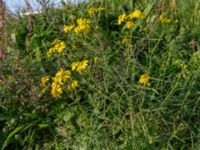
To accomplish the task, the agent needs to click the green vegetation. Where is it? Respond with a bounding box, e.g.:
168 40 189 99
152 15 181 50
1 0 200 149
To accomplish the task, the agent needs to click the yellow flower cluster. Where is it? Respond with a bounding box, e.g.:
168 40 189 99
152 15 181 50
63 18 91 34
51 84 63 98
159 15 172 24
74 18 91 34
139 74 150 86
67 80 79 91
87 7 106 15
125 21 135 29
118 13 126 25
47 39 66 58
40 76 50 87
63 25 74 33
128 10 145 19
51 69 71 98
71 60 89 73
41 60 89 98
118 9 144 29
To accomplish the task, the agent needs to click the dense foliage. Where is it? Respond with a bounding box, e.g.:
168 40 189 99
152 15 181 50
0 0 200 149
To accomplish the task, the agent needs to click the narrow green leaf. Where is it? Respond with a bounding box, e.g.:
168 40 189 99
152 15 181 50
2 125 24 150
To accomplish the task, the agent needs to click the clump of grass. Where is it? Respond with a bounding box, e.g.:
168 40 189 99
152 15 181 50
0 0 200 149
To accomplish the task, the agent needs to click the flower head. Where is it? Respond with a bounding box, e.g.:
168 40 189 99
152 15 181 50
40 76 50 87
118 13 127 25
71 60 89 73
128 10 144 19
87 7 105 15
51 84 63 98
139 74 150 86
74 18 91 34
74 24 90 34
52 76 63 86
63 25 74 33
55 69 71 82
54 41 66 54
77 18 91 25
159 15 172 24
47 39 66 58
125 21 134 29
47 47 55 59
67 80 79 91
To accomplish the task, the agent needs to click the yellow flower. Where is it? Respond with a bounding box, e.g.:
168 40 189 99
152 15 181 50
74 24 90 34
128 10 144 19
71 62 79 71
74 18 91 34
125 21 134 29
122 37 129 44
93 56 98 63
40 76 50 87
52 39 61 45
63 25 74 33
118 13 127 25
55 69 71 82
77 18 91 25
47 47 55 59
47 39 66 58
139 74 150 86
67 80 79 91
71 60 89 73
54 41 66 54
52 76 62 86
51 84 63 98
51 69 71 87
159 15 172 24
87 7 105 15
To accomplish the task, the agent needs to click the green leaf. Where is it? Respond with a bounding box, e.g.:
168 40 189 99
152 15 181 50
38 124 49 128
2 125 25 150
22 113 38 118
35 47 41 62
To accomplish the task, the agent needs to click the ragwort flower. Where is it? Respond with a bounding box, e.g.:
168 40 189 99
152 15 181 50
63 25 74 33
139 74 150 86
128 10 144 19
40 76 50 87
47 39 66 58
125 21 134 29
118 13 127 25
71 60 89 73
74 18 91 34
67 80 79 91
51 84 63 98
87 7 105 15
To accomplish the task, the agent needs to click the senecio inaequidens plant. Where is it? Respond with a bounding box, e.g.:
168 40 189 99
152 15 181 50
40 8 152 99
2 0 200 149
40 7 181 100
